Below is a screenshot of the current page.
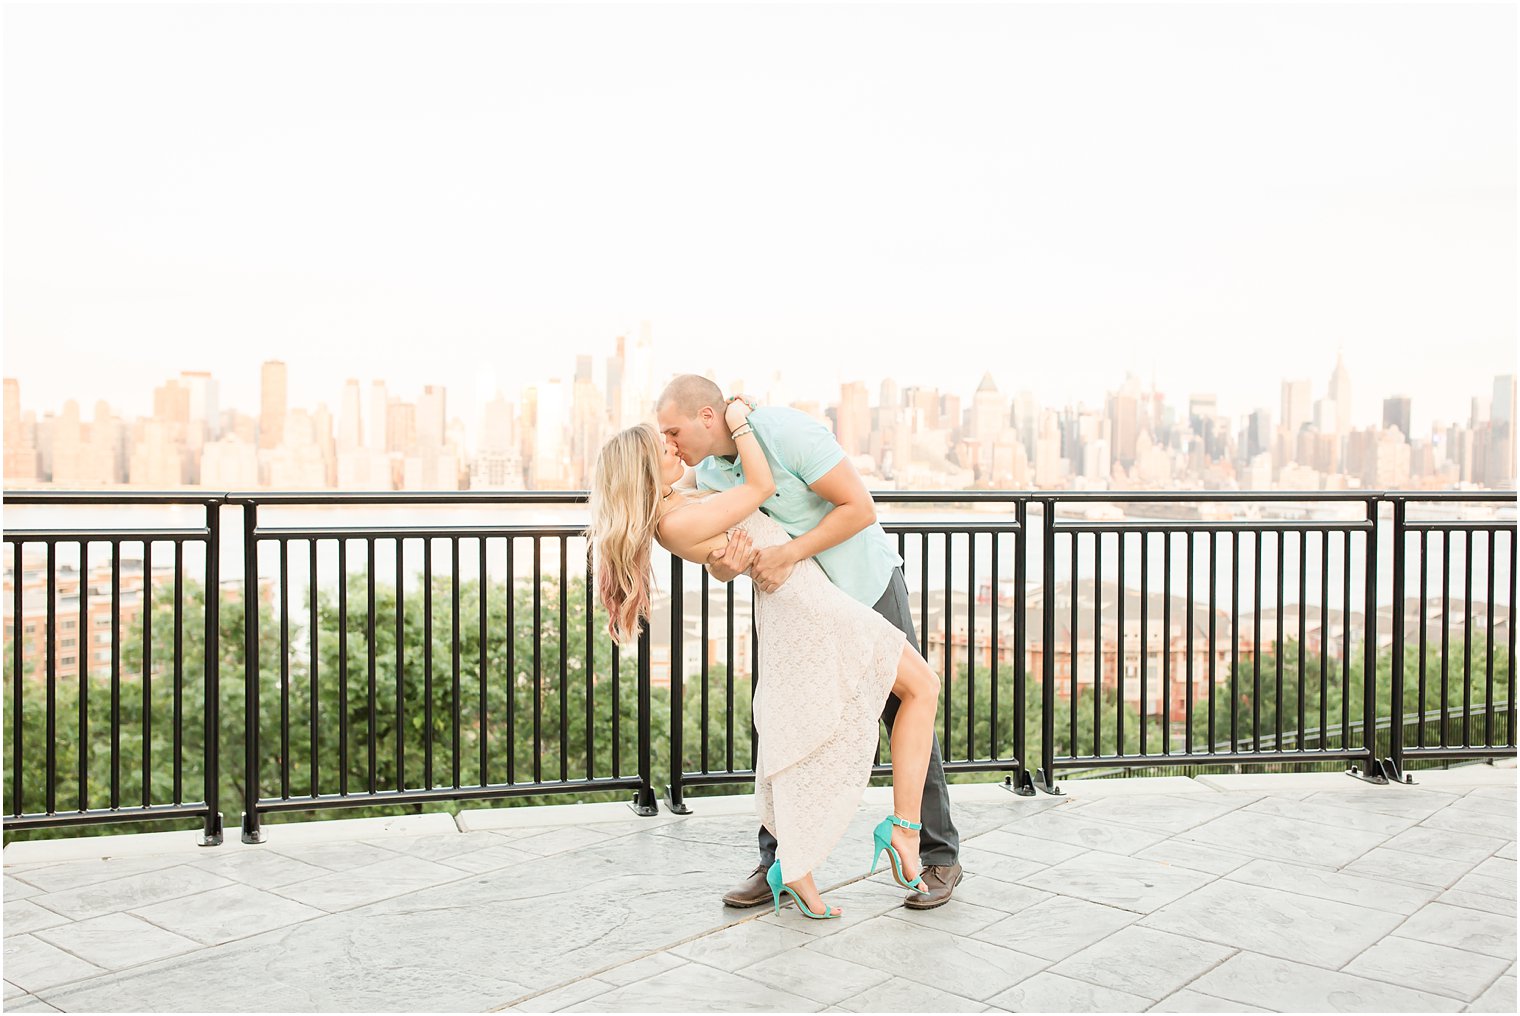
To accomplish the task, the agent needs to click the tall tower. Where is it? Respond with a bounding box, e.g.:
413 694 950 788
837 381 870 457
1382 395 1412 440
1280 379 1311 439
622 322 654 427
368 381 389 453
338 379 363 451
606 336 625 427
260 361 287 450
179 371 220 440
1491 374 1516 487
1328 350 1352 436
417 385 446 450
3 377 39 481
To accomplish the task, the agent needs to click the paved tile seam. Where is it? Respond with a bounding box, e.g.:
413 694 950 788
488 907 778 1011
7 891 341 1004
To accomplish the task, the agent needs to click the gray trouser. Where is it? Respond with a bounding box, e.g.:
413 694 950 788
756 567 961 868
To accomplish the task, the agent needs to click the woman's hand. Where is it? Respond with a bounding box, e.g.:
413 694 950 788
724 394 756 431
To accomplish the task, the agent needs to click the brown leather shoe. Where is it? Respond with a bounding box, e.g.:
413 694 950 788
902 862 963 910
722 863 773 908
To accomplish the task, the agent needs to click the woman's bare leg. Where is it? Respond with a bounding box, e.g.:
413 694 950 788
886 646 941 882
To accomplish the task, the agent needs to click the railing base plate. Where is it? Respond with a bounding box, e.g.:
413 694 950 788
1345 761 1392 786
1381 757 1416 785
1002 770 1038 797
198 813 224 847
1031 768 1065 796
628 790 660 817
239 812 266 844
662 785 693 815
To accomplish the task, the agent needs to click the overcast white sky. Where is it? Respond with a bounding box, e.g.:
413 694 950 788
3 1 1515 434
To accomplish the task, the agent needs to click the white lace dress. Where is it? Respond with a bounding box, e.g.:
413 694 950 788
739 510 907 882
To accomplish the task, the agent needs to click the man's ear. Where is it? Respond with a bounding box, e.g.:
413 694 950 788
698 405 717 428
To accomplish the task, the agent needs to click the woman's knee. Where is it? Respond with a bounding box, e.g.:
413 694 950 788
897 648 940 701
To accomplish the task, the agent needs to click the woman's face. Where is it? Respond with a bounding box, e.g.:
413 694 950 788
659 436 685 488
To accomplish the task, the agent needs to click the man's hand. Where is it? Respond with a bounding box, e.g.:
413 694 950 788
751 543 799 593
707 528 756 583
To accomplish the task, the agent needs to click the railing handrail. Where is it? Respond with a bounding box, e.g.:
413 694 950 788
6 488 1516 504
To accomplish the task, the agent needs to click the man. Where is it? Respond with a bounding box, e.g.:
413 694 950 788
655 374 962 910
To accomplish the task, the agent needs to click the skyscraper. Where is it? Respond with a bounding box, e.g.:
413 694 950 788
260 361 287 450
3 378 39 481
1281 379 1311 438
1248 408 1273 459
837 381 870 457
1107 378 1140 467
417 385 446 449
1382 395 1412 440
1328 351 1353 436
534 378 566 487
1490 374 1516 487
606 336 625 427
338 379 363 451
368 381 389 453
622 322 654 427
179 371 219 440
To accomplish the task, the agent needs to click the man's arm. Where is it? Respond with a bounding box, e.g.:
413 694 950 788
749 458 875 590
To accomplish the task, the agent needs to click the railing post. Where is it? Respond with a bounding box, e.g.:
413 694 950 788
1387 498 1408 782
1034 498 1062 794
1349 496 1391 784
664 556 690 813
241 500 266 842
1004 499 1036 795
629 616 659 815
199 498 224 845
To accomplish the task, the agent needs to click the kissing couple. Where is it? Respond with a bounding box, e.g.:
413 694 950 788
587 374 963 919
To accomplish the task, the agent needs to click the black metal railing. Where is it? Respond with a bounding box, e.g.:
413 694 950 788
1390 493 1518 773
3 489 1515 842
1034 491 1515 791
3 493 223 841
227 492 658 843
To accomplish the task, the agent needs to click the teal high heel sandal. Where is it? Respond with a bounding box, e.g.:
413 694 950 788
868 815 925 890
766 860 841 920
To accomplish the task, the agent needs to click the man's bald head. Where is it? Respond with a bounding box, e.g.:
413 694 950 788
656 374 725 418
655 374 731 466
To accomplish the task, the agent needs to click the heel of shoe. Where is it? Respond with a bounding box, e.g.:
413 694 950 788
878 815 926 891
867 817 893 877
765 860 784 916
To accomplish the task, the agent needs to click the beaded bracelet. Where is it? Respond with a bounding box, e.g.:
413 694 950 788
731 424 755 439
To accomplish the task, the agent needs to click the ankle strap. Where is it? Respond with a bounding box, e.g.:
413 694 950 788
888 815 922 831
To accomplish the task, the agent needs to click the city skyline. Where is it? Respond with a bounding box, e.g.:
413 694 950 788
4 329 1515 493
3 339 1513 454
5 326 1516 447
4 3 1514 434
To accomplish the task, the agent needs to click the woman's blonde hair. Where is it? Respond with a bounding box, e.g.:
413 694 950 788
587 423 665 645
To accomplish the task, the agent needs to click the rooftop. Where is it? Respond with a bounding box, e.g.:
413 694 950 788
3 766 1516 1013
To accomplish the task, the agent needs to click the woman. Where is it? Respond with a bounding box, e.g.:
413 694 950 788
587 398 940 919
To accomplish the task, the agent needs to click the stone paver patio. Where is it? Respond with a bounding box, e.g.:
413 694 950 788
3 766 1516 1013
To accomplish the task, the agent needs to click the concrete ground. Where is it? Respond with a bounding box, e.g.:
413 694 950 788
2 765 1516 1013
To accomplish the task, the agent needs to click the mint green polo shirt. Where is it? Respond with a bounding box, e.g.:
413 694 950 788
694 407 902 606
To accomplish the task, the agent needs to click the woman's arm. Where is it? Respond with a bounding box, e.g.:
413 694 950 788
658 399 774 563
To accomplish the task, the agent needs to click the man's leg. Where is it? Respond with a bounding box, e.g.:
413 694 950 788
872 569 960 866
757 825 777 867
